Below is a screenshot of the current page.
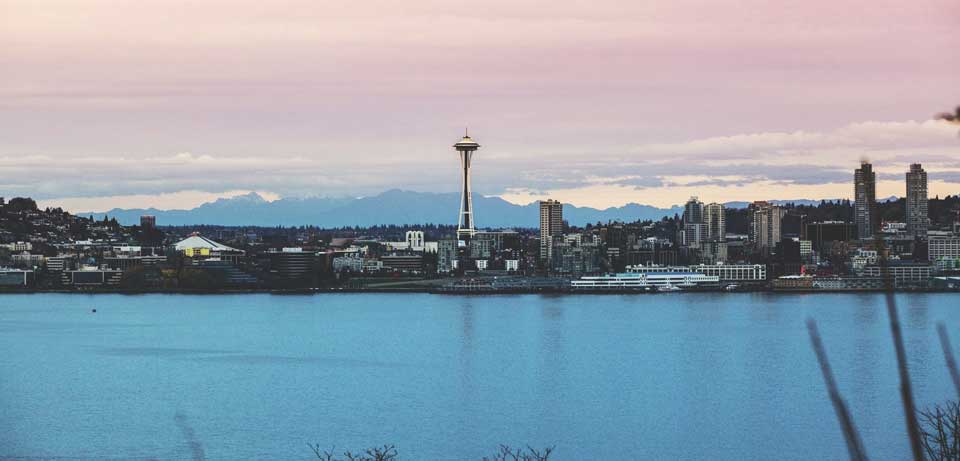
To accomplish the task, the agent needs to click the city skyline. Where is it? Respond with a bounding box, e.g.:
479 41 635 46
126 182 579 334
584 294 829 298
5 0 959 211
4 3 960 460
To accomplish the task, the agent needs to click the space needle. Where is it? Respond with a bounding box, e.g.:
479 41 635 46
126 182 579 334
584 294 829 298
453 131 480 239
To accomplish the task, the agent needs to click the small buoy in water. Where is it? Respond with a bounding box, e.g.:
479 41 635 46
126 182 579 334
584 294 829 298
91 308 96 313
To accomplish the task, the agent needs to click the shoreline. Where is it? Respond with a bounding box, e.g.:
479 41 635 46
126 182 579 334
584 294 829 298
0 287 956 295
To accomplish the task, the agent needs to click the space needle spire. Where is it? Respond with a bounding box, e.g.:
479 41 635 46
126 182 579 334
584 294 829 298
453 131 480 239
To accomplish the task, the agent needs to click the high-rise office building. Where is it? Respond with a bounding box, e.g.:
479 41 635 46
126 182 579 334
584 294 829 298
705 203 725 241
906 163 928 239
750 201 785 252
453 133 480 239
683 197 704 225
682 197 706 248
539 199 563 262
854 161 877 239
140 215 156 229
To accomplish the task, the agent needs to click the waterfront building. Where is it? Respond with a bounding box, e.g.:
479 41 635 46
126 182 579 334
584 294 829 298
771 275 814 290
905 163 928 239
266 248 317 280
62 267 124 286
539 199 563 263
812 276 885 291
571 271 720 290
929 235 960 262
505 259 519 272
855 161 878 239
0 268 33 286
694 263 767 282
628 263 767 283
453 133 480 239
932 277 960 290
862 263 933 288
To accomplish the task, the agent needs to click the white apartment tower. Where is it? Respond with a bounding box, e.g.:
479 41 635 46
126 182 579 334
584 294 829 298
750 201 785 252
705 203 726 241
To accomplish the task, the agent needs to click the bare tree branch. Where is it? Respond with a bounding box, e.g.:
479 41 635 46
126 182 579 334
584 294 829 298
885 290 926 461
939 323 960 400
807 318 869 461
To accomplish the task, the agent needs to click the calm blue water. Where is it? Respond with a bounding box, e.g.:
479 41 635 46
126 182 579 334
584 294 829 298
0 293 957 460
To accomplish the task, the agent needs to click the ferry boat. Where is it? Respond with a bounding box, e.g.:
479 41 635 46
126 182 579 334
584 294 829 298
657 284 682 292
571 272 720 291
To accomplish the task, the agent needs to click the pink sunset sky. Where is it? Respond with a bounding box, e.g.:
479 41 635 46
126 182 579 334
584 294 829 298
2 0 959 212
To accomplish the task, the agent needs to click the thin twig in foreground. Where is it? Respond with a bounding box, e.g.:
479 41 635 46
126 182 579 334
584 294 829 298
885 291 926 461
807 318 869 461
938 322 960 400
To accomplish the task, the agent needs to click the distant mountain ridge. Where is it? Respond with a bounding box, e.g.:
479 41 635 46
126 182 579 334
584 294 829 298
81 190 842 228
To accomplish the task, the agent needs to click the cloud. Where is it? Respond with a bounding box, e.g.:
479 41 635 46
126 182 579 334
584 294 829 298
4 118 959 210
495 120 960 206
632 120 957 160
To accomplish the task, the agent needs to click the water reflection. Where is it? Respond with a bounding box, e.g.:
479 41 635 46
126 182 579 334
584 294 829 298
536 300 565 391
904 294 929 330
853 293 880 325
458 298 475 386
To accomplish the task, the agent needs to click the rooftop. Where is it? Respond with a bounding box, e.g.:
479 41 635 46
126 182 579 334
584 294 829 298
174 233 239 252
